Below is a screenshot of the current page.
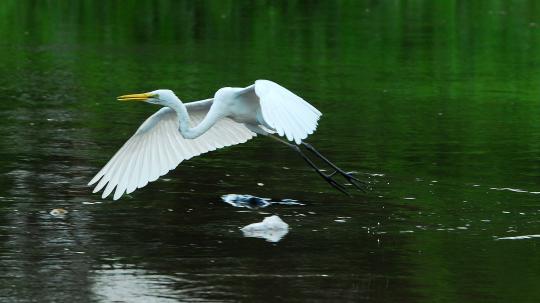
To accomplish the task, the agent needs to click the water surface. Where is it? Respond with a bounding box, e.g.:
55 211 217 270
1 1 540 302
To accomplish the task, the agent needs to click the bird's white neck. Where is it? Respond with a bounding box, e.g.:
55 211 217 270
167 96 220 140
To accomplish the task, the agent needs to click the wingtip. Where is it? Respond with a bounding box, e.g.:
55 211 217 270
113 188 121 200
88 176 99 186
101 188 112 199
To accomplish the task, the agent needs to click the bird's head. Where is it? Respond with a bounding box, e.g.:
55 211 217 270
117 89 178 106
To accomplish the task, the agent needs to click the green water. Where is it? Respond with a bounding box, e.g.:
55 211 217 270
1 1 540 302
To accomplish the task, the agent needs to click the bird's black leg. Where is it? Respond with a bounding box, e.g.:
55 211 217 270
268 135 356 195
291 144 350 195
301 142 367 192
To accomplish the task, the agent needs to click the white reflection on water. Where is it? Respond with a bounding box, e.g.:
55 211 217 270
92 268 221 302
495 234 540 240
489 187 540 194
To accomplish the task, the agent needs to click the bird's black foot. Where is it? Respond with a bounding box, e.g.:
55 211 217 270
320 170 350 195
301 142 368 193
268 134 368 195
328 169 367 193
288 142 367 195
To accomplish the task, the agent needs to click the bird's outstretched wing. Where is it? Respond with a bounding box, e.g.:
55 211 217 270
236 80 322 144
88 101 256 200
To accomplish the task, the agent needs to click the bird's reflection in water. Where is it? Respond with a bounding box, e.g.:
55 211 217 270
240 215 289 242
222 194 304 209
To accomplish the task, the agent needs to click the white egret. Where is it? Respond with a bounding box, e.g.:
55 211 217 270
89 80 364 200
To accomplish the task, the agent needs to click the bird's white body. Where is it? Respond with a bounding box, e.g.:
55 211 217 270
89 80 322 200
218 88 263 125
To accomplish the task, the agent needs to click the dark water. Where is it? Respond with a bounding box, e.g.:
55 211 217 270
1 1 540 302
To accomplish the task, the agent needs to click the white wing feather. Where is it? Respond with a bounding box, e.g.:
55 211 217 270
242 80 322 144
88 104 256 200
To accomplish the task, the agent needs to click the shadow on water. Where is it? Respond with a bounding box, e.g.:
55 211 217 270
1 0 540 302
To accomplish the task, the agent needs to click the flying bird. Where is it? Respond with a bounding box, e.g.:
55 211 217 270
89 80 364 200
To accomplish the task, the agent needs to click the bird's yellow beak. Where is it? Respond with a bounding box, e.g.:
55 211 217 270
117 92 153 102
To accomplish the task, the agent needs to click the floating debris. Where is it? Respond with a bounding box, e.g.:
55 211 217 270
50 208 68 216
223 194 270 208
221 194 304 209
241 215 289 242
